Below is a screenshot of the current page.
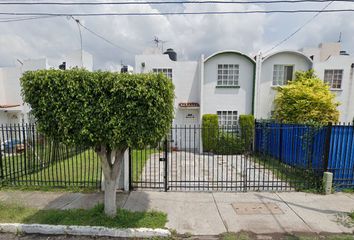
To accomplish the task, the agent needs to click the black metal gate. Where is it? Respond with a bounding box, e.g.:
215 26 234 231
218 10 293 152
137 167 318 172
129 126 322 192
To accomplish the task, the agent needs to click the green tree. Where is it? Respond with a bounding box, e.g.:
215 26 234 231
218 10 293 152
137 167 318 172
21 69 174 217
273 70 339 125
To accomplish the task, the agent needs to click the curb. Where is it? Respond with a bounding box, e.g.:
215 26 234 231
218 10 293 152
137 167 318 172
0 223 171 238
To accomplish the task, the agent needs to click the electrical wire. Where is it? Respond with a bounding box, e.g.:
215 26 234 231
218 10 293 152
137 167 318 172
263 1 334 54
71 16 135 54
0 15 58 22
0 0 352 5
0 9 354 17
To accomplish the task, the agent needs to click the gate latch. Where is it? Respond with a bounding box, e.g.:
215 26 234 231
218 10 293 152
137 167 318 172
159 157 166 162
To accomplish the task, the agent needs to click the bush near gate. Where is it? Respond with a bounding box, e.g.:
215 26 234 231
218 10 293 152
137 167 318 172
239 115 255 152
21 69 174 217
273 70 339 125
214 132 245 155
202 114 219 152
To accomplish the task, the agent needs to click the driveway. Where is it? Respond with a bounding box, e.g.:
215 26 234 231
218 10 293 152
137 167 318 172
139 151 291 191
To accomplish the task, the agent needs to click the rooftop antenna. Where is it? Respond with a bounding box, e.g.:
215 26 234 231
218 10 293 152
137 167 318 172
153 36 168 52
338 32 342 42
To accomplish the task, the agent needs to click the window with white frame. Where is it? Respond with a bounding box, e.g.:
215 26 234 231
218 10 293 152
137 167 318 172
324 69 343 89
152 68 172 79
217 111 238 127
217 64 239 86
272 65 294 86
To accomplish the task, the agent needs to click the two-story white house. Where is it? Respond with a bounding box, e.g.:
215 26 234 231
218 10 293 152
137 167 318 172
136 42 354 132
0 50 93 125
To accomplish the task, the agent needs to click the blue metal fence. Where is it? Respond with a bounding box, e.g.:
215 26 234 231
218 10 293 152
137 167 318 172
328 124 354 189
255 121 354 190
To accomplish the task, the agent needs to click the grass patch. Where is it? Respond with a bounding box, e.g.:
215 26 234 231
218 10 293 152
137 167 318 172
342 188 354 193
131 148 159 181
252 155 323 192
220 232 251 240
349 211 354 221
0 202 167 229
2 149 101 189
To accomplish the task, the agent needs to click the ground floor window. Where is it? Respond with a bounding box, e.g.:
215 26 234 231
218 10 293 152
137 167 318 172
217 111 238 127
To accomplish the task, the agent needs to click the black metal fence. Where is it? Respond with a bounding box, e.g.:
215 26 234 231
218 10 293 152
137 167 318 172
130 125 325 192
0 124 101 189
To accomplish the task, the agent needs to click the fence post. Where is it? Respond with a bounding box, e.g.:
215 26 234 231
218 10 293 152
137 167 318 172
279 121 283 162
164 138 168 192
0 139 3 181
323 122 332 171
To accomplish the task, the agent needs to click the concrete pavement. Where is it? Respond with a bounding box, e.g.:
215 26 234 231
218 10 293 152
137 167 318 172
0 190 353 235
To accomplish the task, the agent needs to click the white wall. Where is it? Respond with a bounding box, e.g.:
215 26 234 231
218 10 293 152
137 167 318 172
202 52 255 117
135 53 200 126
255 51 312 119
312 55 354 122
60 50 93 71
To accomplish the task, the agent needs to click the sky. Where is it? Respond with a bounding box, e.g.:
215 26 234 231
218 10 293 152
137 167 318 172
0 0 353 70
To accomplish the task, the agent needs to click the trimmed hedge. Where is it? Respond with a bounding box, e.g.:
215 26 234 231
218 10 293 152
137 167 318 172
202 114 219 152
214 132 245 155
239 115 255 152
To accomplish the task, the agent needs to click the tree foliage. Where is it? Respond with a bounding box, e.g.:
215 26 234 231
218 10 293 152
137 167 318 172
21 68 174 216
21 69 174 149
273 70 340 125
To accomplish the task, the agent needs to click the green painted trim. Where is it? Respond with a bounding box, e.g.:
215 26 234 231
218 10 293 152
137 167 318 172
216 85 240 89
204 50 256 64
251 63 256 115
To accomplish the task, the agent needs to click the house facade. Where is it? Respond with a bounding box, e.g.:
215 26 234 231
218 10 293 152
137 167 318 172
0 50 93 125
136 42 354 133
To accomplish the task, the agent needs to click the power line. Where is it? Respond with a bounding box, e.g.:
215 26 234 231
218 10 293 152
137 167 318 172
263 1 333 54
0 9 354 17
0 0 352 5
72 17 84 67
70 16 135 54
0 15 57 22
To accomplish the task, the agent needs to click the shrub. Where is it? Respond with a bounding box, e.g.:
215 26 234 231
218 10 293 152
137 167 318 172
21 69 174 216
214 132 245 155
274 70 339 125
202 114 218 152
239 115 255 152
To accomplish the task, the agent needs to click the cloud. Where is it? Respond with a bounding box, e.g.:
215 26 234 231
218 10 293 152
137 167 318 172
0 1 353 69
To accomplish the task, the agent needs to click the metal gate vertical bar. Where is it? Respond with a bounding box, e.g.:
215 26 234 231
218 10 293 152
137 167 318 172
164 138 168 192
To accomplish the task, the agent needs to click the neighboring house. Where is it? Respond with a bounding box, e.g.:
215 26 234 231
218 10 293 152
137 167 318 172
0 50 93 125
301 42 354 123
254 51 313 119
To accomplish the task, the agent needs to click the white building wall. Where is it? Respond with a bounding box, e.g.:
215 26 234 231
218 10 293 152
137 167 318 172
256 52 312 119
64 50 93 71
312 55 354 122
202 52 255 117
0 50 93 124
135 53 200 126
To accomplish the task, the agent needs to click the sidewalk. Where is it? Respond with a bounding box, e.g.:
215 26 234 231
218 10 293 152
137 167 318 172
0 190 353 235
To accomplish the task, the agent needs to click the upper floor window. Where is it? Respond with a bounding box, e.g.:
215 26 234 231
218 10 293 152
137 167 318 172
217 64 239 86
217 110 238 127
153 68 172 79
272 65 294 86
324 69 343 89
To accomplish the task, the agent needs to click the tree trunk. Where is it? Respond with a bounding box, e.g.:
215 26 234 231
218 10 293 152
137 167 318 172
104 176 118 217
97 146 125 217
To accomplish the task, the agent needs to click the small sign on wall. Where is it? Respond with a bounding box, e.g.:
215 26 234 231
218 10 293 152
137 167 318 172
186 113 196 119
